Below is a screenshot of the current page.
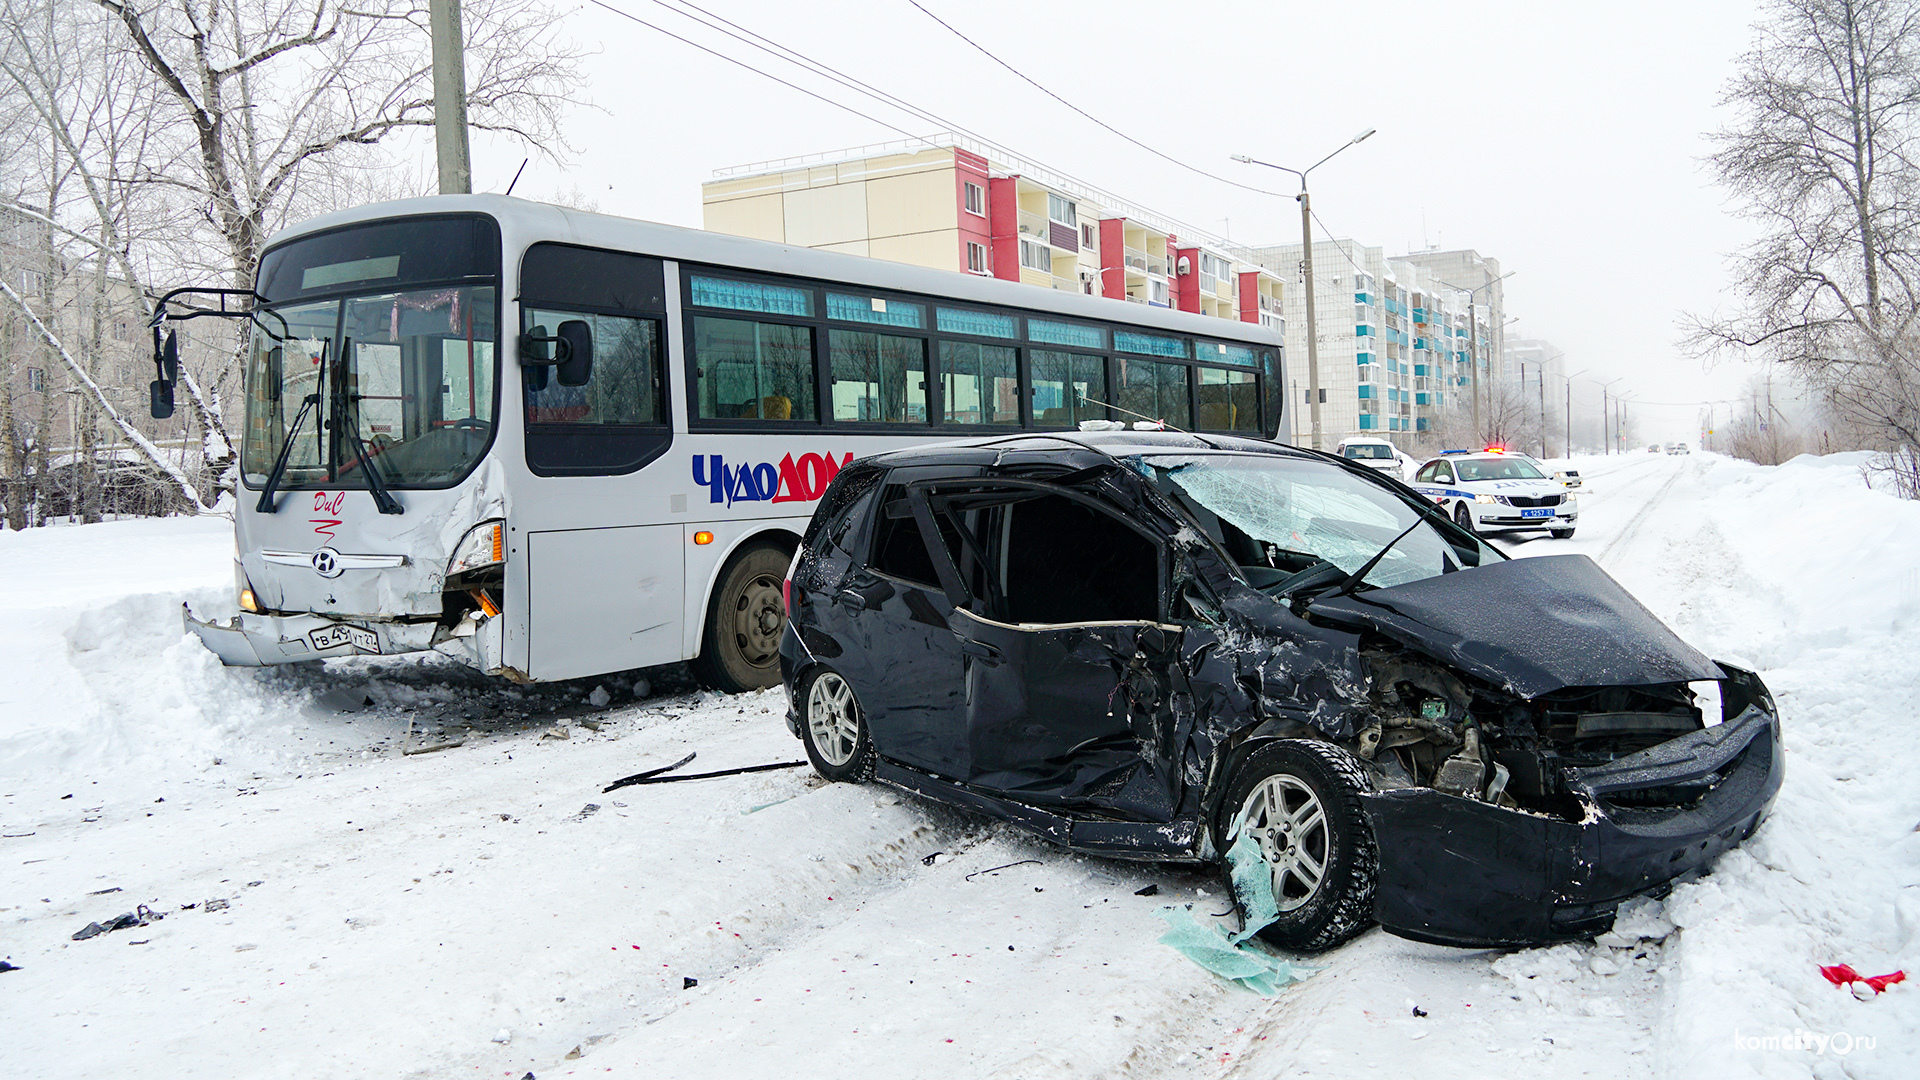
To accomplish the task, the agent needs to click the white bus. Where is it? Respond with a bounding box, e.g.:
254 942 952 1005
170 195 1289 692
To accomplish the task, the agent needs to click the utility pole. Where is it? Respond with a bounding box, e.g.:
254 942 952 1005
1538 364 1548 457
1299 191 1321 448
430 0 472 195
1232 130 1375 450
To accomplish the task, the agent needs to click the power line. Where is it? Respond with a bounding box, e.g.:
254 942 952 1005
655 0 975 140
585 0 923 141
906 0 1289 200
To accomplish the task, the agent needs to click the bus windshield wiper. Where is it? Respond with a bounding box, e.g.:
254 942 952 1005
256 393 319 514
343 420 403 515
332 336 402 515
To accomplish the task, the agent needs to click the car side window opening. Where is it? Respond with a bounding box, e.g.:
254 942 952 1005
868 489 967 590
1433 463 1455 484
996 493 1159 625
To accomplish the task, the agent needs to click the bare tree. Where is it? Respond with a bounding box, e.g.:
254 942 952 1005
95 0 583 288
1689 0 1920 495
0 0 583 520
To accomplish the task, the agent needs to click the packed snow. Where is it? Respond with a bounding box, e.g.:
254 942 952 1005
1 450 1915 1079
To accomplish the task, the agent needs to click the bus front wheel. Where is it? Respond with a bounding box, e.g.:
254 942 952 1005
691 541 790 693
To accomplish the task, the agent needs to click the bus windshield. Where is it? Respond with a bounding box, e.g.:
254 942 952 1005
240 214 502 491
241 286 497 489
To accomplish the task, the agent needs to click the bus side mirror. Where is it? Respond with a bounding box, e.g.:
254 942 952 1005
556 320 593 387
520 325 550 393
161 329 179 385
267 347 283 402
150 379 175 419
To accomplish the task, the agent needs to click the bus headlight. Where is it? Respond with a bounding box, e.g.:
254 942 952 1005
448 520 506 576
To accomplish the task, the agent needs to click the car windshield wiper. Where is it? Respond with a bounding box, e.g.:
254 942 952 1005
256 392 320 514
1326 516 1429 599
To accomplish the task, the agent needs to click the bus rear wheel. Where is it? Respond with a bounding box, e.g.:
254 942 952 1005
691 541 790 693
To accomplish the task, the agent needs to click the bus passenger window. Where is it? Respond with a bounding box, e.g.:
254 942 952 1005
1030 350 1105 428
829 330 927 423
523 309 662 426
692 316 816 421
940 341 1018 425
1197 367 1259 432
1117 357 1191 429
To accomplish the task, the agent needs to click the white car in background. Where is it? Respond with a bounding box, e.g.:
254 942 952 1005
1412 449 1580 539
1512 450 1583 490
1335 436 1418 481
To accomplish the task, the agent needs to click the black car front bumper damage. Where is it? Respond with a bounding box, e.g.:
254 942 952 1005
1362 695 1783 948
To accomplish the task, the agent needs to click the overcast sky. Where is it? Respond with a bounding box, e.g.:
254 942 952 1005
467 0 1772 443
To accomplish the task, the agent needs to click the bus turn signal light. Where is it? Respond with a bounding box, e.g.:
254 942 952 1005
694 531 714 545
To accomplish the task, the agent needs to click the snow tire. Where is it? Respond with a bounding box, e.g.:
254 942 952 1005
1219 739 1378 952
691 542 789 693
799 667 875 782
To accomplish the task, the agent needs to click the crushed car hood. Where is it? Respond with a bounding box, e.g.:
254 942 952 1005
1307 553 1723 698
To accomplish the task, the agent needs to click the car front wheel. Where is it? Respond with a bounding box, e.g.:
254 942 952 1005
800 668 874 782
1550 527 1575 539
1453 502 1476 533
1219 739 1377 951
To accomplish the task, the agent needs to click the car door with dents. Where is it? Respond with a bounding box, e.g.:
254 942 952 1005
934 480 1185 821
836 467 978 781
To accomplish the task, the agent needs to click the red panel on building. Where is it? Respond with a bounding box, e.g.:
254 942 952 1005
955 149 992 275
1173 244 1200 313
1099 218 1126 299
1239 270 1261 323
989 176 1020 282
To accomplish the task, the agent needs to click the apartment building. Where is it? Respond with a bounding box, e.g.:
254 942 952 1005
1251 239 1498 445
700 136 1286 332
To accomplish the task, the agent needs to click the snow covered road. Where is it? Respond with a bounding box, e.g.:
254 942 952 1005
2 451 1915 1079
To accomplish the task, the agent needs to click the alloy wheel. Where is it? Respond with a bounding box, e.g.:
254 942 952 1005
806 671 861 767
1237 773 1330 912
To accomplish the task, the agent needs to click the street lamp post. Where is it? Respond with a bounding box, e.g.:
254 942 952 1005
1563 366 1587 457
1233 129 1376 451
1598 377 1624 455
1438 272 1515 445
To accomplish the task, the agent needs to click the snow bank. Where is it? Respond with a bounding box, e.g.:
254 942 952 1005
0 517 295 790
1612 453 1920 1078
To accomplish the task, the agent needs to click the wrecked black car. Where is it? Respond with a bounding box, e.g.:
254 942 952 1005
777 432 1782 950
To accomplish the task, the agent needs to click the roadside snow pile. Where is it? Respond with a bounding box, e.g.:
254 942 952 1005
1612 452 1920 1078
0 517 284 790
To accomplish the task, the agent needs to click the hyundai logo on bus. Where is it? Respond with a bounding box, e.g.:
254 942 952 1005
693 452 854 507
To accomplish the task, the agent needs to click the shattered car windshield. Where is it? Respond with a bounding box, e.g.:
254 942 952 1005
1138 454 1495 590
1455 457 1546 481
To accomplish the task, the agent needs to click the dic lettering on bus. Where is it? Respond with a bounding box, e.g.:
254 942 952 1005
692 452 852 508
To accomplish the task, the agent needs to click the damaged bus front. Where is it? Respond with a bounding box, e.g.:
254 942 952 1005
179 212 512 673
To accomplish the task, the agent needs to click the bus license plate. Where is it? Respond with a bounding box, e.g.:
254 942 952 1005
310 623 379 654
1520 508 1554 519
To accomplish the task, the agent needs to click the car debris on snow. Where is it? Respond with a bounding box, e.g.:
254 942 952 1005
601 752 803 793
71 904 164 941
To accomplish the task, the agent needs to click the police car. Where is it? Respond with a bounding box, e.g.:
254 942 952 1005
1412 448 1579 538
